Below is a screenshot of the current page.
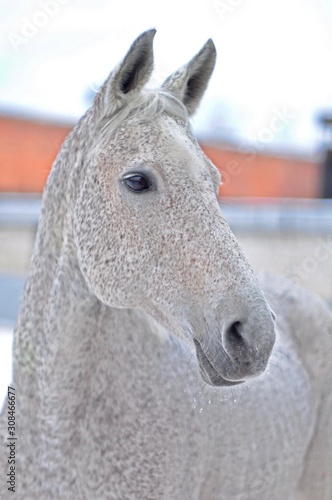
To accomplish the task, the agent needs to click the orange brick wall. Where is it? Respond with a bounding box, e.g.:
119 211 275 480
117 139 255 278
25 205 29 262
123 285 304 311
0 115 71 192
0 115 321 197
201 145 320 199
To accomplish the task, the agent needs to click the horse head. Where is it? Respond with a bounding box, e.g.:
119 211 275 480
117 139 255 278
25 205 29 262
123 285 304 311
73 29 276 386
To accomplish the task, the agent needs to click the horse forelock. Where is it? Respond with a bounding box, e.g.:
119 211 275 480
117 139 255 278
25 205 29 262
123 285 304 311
90 88 190 155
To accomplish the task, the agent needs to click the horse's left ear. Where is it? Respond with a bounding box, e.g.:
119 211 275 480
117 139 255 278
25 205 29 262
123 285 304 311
94 29 156 119
161 39 216 116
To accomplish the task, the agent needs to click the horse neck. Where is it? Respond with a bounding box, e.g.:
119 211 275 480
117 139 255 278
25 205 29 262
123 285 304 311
13 112 99 400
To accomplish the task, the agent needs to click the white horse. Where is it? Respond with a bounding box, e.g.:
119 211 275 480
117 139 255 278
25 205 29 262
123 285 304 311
1 29 331 499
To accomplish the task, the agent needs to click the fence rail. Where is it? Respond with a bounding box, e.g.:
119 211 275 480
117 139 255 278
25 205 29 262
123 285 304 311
0 194 331 233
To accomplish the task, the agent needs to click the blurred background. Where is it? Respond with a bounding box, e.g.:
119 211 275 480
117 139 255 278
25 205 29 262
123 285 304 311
1 0 332 400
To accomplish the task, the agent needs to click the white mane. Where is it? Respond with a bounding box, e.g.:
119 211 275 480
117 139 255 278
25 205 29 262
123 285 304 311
96 88 190 150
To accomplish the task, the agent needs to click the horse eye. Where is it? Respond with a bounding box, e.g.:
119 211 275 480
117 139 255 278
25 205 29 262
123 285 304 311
123 174 151 193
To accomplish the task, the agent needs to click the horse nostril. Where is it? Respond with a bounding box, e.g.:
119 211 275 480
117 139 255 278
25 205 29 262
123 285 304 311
228 321 243 342
224 320 247 356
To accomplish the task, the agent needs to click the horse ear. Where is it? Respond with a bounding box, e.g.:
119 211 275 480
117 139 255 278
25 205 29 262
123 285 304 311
94 29 156 119
161 39 216 116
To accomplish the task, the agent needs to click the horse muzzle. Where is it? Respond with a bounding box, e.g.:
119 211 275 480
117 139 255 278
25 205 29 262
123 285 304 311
193 311 276 387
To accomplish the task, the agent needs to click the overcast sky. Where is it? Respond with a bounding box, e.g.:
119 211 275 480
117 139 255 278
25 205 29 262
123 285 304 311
2 0 332 157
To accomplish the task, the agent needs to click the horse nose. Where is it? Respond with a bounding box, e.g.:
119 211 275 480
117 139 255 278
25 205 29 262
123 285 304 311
222 312 275 372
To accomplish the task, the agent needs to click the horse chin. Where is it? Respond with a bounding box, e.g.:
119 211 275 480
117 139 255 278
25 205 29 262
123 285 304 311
194 339 244 387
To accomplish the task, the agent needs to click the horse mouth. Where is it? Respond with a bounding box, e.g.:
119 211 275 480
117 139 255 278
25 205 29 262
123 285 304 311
193 339 244 387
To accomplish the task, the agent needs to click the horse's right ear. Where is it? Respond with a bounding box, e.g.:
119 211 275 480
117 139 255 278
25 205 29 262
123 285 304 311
94 29 156 120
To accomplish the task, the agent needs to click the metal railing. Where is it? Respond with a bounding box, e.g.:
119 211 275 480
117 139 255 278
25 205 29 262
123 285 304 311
0 193 331 233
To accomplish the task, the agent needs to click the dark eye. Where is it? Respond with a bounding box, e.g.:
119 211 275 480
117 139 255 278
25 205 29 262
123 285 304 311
123 173 151 193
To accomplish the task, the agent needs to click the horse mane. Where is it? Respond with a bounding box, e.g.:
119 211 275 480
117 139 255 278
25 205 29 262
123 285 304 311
94 88 190 153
